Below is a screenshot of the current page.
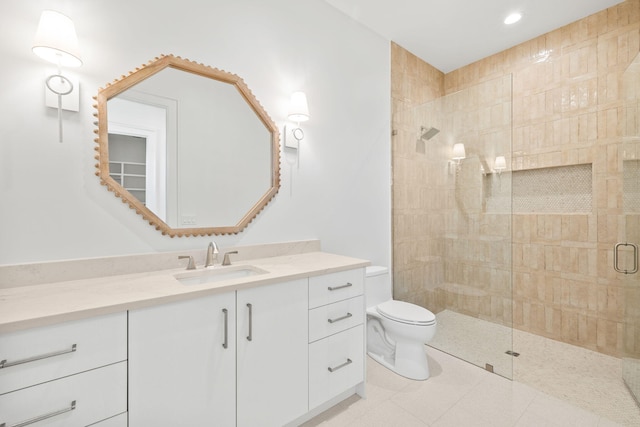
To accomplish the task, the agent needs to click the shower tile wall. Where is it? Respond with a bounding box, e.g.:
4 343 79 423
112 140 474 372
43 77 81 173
391 41 444 310
392 0 640 358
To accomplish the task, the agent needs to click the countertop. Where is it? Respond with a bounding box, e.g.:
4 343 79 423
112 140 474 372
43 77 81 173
0 251 369 334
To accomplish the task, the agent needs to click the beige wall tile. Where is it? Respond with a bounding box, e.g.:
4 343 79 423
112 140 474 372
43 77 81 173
392 1 640 358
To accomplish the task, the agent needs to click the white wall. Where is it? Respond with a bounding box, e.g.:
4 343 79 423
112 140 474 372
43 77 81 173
0 0 391 267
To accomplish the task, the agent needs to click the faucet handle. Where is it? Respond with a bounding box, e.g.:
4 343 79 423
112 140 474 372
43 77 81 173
222 251 238 266
178 255 196 270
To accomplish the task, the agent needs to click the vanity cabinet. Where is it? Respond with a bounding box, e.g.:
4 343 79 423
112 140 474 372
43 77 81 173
308 268 366 410
128 278 308 427
128 292 237 426
236 278 308 427
0 313 128 427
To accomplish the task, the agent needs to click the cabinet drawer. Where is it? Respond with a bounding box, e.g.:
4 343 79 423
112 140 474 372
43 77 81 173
309 268 364 309
309 296 364 343
0 361 127 427
0 312 127 394
309 325 364 410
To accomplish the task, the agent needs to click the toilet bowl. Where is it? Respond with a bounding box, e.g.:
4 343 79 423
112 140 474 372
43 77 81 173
366 266 436 380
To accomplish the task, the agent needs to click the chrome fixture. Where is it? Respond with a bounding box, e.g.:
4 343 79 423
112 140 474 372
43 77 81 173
222 250 238 266
205 241 219 267
614 242 639 274
419 126 440 141
178 255 196 270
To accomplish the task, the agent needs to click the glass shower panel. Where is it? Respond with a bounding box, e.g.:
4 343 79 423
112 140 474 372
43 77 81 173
621 53 640 405
397 75 513 379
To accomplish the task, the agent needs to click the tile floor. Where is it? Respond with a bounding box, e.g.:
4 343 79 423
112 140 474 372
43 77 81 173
430 310 640 426
303 347 627 427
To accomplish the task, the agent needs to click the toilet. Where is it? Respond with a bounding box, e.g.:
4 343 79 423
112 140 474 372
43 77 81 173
366 266 436 380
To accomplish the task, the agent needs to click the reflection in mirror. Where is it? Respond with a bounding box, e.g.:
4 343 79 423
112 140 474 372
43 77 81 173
94 55 280 237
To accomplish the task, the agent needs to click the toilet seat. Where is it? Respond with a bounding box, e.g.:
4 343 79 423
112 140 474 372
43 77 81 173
376 300 436 326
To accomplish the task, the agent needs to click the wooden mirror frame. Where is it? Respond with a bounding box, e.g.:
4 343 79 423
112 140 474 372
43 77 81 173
94 55 280 237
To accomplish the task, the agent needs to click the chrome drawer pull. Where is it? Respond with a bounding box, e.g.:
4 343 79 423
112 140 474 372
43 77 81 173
328 358 352 373
1 400 76 427
327 313 353 324
222 308 229 349
246 303 253 342
0 344 77 369
327 282 352 291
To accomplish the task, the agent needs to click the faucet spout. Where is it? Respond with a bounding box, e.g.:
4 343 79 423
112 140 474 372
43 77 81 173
205 241 219 267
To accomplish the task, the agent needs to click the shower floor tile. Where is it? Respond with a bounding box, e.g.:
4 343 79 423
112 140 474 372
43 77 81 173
430 310 640 426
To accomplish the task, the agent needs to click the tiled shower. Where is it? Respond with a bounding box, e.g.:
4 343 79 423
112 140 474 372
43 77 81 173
391 0 640 412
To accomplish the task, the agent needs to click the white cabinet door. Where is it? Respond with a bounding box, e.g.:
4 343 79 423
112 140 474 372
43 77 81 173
129 292 236 427
236 279 309 427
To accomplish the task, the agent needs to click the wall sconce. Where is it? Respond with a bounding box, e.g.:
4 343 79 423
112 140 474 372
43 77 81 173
283 91 310 149
32 10 82 143
450 142 466 169
493 156 507 174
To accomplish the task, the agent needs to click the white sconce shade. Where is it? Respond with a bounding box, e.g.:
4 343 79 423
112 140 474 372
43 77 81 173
494 156 507 172
33 10 82 143
452 143 466 161
287 91 309 123
33 10 82 67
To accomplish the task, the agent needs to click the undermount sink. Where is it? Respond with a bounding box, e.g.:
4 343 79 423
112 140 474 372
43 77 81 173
174 265 268 286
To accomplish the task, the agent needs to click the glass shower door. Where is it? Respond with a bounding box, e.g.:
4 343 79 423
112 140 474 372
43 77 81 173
395 75 514 379
621 52 640 405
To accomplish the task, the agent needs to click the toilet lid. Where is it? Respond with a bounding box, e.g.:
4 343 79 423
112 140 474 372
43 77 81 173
376 300 436 326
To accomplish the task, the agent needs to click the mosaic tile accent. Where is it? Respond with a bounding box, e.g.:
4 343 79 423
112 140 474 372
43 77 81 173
485 164 592 213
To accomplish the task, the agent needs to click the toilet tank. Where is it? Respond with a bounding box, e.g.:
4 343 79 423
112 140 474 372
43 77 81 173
365 266 392 308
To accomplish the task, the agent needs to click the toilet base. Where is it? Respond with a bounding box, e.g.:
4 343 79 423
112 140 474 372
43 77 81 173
368 340 430 381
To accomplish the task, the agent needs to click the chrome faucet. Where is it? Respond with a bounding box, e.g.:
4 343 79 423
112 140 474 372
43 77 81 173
204 241 219 267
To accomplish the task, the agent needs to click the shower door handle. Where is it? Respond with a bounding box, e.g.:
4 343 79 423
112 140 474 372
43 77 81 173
614 242 638 274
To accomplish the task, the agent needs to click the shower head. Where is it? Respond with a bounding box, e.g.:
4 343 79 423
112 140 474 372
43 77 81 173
420 126 440 141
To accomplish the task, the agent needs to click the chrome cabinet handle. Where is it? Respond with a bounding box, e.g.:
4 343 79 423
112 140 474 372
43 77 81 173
246 303 253 341
1 400 76 427
328 358 352 373
222 308 228 349
1 344 77 369
327 313 353 324
327 282 352 291
614 242 639 274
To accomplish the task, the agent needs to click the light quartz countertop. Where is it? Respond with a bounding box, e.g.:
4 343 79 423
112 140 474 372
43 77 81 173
0 251 369 334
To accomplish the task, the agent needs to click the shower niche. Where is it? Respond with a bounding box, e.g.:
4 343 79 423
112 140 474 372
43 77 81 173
483 163 593 214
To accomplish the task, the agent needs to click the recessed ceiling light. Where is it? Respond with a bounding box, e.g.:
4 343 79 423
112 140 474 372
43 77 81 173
504 12 522 25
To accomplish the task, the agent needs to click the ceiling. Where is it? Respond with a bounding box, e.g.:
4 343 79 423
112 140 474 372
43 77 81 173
323 0 624 73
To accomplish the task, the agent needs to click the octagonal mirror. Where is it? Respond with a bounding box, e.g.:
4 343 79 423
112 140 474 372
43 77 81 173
94 55 280 236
